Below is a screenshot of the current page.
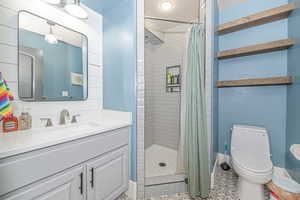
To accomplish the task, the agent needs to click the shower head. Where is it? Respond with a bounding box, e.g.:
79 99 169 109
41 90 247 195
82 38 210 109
145 28 164 45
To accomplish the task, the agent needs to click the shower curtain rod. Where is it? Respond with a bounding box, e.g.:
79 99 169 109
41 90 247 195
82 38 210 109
145 16 203 25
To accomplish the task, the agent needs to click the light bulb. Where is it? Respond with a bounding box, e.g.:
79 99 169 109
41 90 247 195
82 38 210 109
65 4 88 19
43 0 61 5
160 1 174 11
45 34 58 44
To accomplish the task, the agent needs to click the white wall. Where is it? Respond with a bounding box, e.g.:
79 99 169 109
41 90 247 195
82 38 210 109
0 0 103 128
145 32 187 150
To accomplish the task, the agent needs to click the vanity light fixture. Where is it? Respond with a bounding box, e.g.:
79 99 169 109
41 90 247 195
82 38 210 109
43 0 61 5
160 0 175 11
45 22 58 44
64 0 88 19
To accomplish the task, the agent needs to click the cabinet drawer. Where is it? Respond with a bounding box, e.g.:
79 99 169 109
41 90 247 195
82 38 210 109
0 127 130 196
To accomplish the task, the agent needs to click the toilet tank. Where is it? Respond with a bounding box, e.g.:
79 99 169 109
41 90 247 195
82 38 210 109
231 125 271 160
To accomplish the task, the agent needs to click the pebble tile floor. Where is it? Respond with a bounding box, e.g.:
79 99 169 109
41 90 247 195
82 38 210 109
118 165 269 200
118 166 270 200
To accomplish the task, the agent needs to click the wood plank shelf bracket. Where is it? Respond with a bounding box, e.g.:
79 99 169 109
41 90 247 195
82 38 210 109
218 3 295 35
217 38 295 60
217 76 293 88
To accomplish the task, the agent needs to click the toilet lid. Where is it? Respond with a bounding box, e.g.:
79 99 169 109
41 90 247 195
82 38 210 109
232 150 273 173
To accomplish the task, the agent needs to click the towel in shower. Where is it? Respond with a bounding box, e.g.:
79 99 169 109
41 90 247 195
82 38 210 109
0 72 14 120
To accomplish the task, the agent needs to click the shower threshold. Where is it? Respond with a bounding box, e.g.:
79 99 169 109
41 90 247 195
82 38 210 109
145 173 186 186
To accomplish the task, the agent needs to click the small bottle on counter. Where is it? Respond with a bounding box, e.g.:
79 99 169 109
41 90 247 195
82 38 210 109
167 73 172 85
18 107 32 130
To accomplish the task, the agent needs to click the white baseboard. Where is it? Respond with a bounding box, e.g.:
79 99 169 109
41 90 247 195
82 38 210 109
128 180 137 200
210 157 218 189
217 153 231 166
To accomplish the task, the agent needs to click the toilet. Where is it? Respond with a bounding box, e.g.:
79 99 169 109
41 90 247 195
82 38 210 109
231 125 273 200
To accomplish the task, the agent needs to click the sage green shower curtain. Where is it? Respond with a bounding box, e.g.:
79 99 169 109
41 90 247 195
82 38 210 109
185 24 210 199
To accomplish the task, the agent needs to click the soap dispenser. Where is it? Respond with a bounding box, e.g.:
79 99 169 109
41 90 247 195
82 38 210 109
3 115 18 133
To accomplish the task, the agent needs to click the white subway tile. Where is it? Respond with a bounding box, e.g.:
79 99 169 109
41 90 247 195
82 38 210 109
0 63 17 81
0 25 17 46
0 44 17 64
0 0 103 129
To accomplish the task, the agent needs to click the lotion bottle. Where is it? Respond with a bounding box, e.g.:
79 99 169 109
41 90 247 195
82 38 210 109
19 107 32 130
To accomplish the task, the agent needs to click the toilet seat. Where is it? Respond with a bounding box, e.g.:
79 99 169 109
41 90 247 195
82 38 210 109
231 150 273 174
231 158 273 184
231 145 273 184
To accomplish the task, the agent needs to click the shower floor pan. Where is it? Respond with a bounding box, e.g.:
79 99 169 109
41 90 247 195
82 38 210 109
145 144 186 186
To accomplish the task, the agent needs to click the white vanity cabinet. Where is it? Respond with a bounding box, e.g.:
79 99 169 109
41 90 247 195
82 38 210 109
3 166 86 200
87 146 129 200
0 126 131 200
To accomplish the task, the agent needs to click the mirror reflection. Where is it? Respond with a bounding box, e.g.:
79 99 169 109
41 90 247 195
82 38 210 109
18 11 88 101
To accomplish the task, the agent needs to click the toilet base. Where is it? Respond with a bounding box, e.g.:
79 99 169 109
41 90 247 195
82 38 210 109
238 177 265 200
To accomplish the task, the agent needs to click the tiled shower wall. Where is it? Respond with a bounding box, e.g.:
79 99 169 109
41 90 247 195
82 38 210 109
145 32 187 150
139 1 212 198
0 0 103 127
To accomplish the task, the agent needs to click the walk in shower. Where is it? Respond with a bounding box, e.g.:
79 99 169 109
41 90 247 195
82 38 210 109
144 0 206 197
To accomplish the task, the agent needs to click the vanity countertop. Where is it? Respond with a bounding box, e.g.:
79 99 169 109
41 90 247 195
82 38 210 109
0 110 132 159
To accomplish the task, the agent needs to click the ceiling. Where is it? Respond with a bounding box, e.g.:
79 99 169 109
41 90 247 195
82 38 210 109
145 0 201 31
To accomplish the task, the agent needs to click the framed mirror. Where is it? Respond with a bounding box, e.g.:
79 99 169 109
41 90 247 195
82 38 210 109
18 11 88 101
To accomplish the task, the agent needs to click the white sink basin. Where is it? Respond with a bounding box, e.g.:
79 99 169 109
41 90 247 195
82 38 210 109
290 144 300 160
27 121 103 137
0 109 132 159
0 119 130 159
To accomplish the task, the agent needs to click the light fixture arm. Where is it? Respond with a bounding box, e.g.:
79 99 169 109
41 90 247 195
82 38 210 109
45 22 58 44
74 0 80 5
64 0 88 19
50 25 53 34
47 21 55 34
44 0 88 19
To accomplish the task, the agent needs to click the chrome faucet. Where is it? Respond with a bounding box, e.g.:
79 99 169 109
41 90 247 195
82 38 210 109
59 109 70 125
71 114 80 123
40 118 53 127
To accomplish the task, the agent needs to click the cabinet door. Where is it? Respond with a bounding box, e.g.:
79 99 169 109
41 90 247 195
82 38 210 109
4 166 85 200
87 146 129 200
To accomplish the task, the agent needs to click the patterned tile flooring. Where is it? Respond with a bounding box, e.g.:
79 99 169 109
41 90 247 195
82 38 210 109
118 166 270 200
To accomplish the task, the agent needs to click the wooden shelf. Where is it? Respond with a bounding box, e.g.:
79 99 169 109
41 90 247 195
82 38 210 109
217 39 294 60
218 3 295 35
217 76 293 88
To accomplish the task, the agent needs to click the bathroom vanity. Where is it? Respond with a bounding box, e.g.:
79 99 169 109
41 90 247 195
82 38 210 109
0 2 132 199
0 118 131 200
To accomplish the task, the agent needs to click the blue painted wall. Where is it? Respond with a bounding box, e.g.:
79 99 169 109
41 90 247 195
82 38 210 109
82 0 119 13
82 0 137 181
102 0 137 181
19 29 83 99
286 0 300 183
218 0 289 167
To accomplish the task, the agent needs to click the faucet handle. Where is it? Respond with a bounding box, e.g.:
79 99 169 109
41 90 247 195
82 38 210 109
71 114 80 123
40 118 53 127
